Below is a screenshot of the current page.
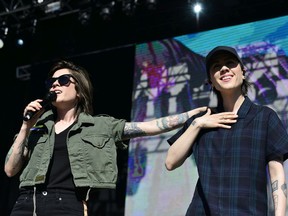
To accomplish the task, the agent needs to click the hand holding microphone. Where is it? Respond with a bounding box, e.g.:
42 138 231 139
23 91 57 121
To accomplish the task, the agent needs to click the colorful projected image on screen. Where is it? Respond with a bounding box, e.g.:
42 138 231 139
125 15 288 216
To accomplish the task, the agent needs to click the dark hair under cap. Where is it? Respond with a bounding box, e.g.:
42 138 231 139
205 46 244 73
205 45 250 99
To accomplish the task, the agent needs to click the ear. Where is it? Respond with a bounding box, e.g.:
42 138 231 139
242 69 246 79
209 82 214 89
205 79 212 85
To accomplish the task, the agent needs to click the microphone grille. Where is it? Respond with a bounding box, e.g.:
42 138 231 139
46 91 57 102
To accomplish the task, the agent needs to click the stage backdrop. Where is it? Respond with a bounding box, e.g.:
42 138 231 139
125 15 288 216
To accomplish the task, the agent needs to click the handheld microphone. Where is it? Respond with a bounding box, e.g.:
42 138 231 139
23 91 57 121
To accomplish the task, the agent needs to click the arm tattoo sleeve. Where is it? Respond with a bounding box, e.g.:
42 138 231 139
158 113 189 130
5 145 14 165
123 122 146 139
5 138 28 166
122 112 189 139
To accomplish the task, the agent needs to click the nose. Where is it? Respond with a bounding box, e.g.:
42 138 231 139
51 81 60 88
220 65 230 73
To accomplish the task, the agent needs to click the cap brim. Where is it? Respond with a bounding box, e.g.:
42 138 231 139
206 46 243 71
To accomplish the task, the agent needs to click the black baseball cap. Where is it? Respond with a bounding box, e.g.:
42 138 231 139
205 46 244 73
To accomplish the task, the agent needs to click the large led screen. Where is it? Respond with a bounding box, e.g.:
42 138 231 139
126 15 288 216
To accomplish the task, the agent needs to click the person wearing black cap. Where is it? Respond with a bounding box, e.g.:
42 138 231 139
165 46 288 215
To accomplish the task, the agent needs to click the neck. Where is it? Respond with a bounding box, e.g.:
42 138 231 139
221 93 245 113
56 107 77 123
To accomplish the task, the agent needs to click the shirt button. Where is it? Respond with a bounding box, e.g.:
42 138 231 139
42 191 48 196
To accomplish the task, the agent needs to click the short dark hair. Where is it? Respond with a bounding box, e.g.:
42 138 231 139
48 60 94 116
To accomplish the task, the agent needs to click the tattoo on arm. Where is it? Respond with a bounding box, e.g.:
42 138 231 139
272 180 278 193
191 120 196 126
271 181 287 211
122 112 189 139
5 140 27 166
5 145 14 165
158 113 189 130
272 180 279 211
281 183 287 198
123 122 146 139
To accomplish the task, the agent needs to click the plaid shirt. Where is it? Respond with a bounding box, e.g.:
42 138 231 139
168 97 288 215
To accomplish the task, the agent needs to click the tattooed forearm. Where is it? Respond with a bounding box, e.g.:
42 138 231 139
123 122 146 139
5 145 14 165
158 113 189 130
122 112 190 140
5 140 27 166
5 133 30 177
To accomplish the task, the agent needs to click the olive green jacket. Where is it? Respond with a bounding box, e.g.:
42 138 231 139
19 110 127 189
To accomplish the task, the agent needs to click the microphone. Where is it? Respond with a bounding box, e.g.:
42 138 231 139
23 91 57 121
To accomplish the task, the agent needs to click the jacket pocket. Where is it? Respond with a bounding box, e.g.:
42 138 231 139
81 135 110 149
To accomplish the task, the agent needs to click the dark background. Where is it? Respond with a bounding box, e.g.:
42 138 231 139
0 0 287 215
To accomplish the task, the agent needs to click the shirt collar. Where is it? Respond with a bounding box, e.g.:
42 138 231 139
234 96 252 119
215 96 252 119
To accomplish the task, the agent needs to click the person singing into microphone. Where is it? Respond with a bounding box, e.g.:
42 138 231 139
4 60 207 216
